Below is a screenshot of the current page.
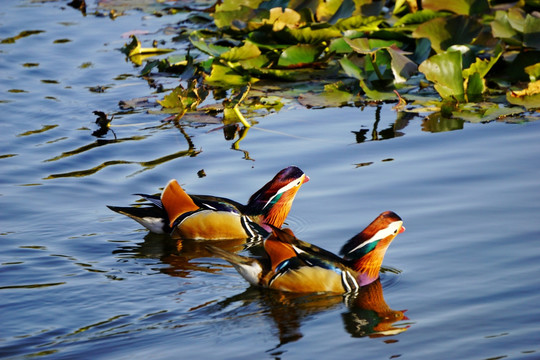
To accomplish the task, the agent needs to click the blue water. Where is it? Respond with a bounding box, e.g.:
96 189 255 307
1 1 540 359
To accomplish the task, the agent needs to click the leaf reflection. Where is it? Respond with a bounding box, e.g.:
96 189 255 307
45 125 199 179
422 112 465 133
352 105 407 143
45 147 199 179
44 137 147 163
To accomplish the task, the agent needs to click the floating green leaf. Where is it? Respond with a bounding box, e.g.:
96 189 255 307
507 80 540 108
523 14 540 50
121 36 174 57
453 103 525 122
393 10 448 27
339 57 365 80
316 0 344 22
297 81 358 107
329 37 353 53
239 54 270 69
266 7 303 31
250 68 317 81
419 51 464 100
422 0 489 15
220 42 261 61
283 26 341 44
157 81 209 119
333 15 383 31
525 63 540 81
359 80 397 101
205 64 258 87
158 87 187 111
213 5 256 29
412 15 482 54
189 35 230 57
344 37 371 54
491 10 520 44
387 45 417 83
278 44 321 67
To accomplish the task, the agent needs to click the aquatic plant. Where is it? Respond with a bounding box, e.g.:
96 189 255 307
120 0 540 125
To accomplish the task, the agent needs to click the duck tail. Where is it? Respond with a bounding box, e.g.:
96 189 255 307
160 180 200 228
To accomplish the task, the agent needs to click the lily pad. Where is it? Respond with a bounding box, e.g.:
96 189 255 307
422 0 489 15
283 26 341 44
339 57 365 80
393 10 449 27
316 0 345 22
266 7 303 31
359 79 397 101
333 15 383 31
507 80 540 108
452 103 525 122
189 35 230 57
122 35 174 57
419 51 465 100
525 63 540 81
523 14 540 50
297 81 358 107
387 45 417 83
278 44 322 67
412 15 483 54
491 10 520 44
220 42 261 61
205 64 258 87
213 5 256 29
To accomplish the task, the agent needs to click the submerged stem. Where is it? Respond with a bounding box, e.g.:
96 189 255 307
233 105 251 128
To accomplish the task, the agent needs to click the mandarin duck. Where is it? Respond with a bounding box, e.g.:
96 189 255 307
207 211 405 293
107 166 309 240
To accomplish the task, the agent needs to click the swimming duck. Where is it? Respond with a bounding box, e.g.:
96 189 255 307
207 211 405 293
107 166 309 240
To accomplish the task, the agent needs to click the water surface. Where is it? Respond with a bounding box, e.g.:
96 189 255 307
1 1 540 359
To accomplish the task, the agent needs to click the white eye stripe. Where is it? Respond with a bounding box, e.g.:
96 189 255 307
262 175 304 209
348 221 402 254
276 176 303 195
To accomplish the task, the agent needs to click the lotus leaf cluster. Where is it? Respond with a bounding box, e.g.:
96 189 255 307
121 0 540 124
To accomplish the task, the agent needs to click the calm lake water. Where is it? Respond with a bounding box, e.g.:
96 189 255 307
1 1 540 359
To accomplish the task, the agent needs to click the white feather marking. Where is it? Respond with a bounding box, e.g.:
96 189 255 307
292 245 305 254
349 221 403 254
136 217 167 234
234 261 263 286
202 203 216 210
262 176 304 210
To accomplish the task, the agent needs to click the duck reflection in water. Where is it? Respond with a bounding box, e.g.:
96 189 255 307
192 277 408 348
112 232 253 278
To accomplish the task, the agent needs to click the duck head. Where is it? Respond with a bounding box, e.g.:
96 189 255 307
246 166 309 228
340 211 405 286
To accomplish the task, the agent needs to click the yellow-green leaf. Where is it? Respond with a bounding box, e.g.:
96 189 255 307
220 42 261 62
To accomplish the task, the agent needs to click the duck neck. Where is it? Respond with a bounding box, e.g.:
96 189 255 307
351 245 388 286
246 190 296 228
